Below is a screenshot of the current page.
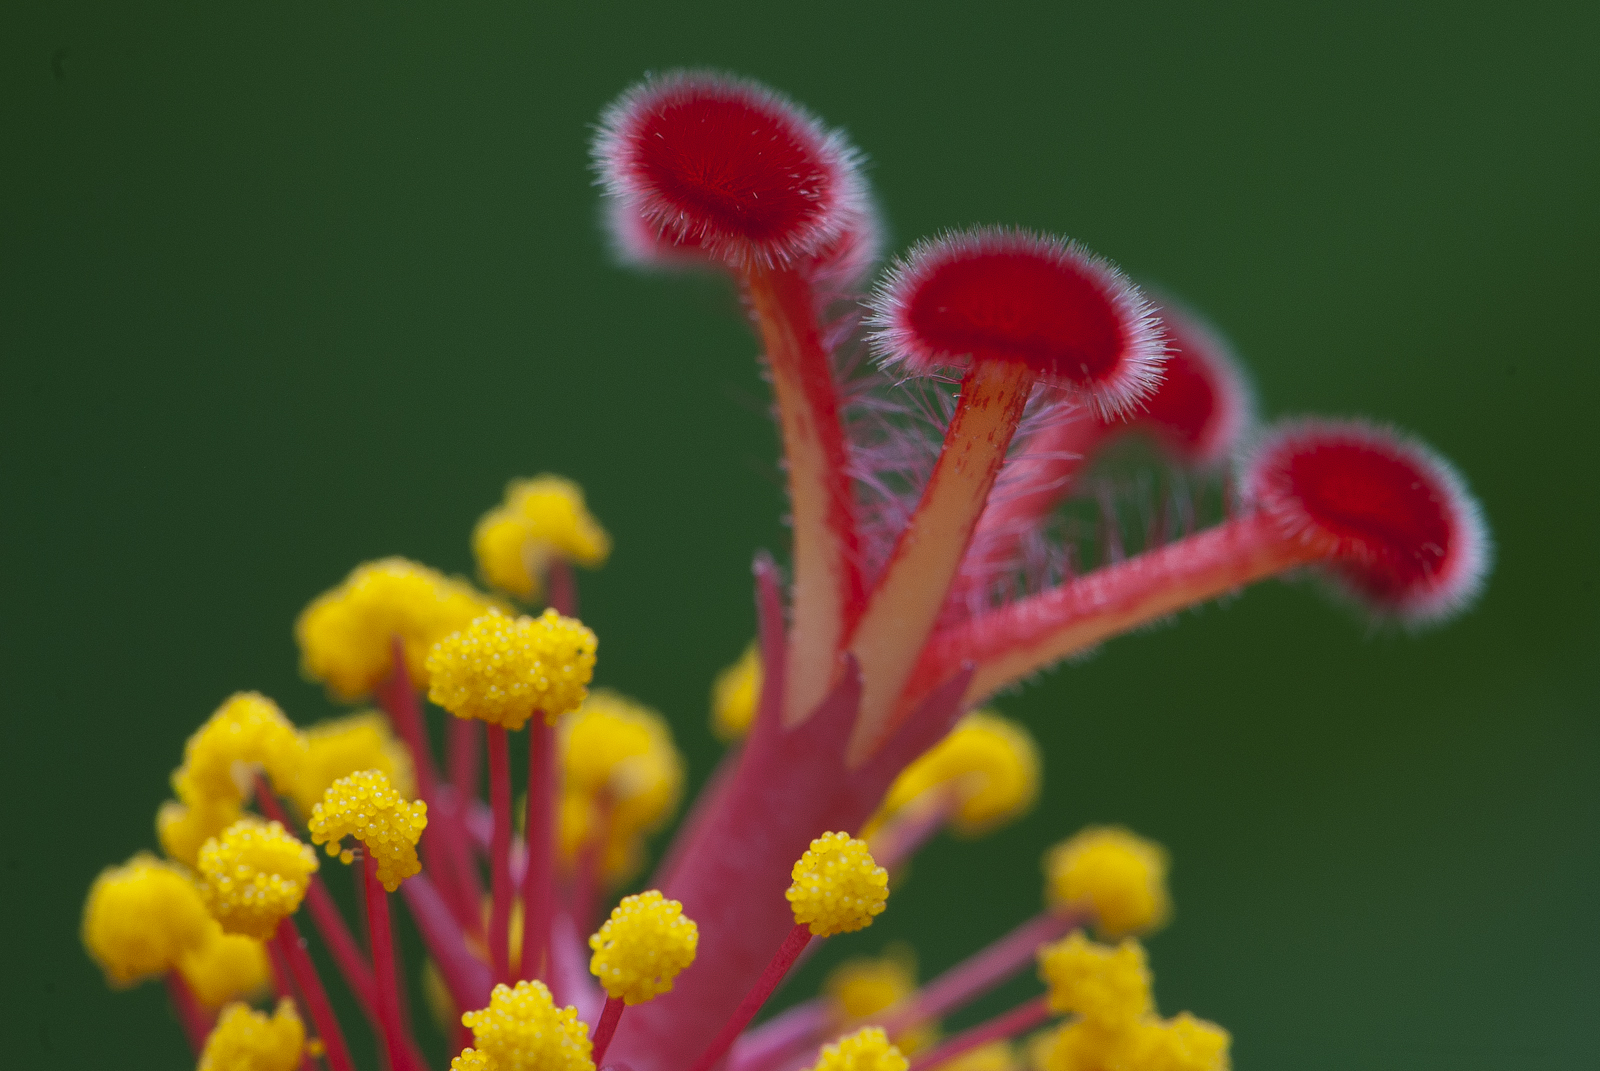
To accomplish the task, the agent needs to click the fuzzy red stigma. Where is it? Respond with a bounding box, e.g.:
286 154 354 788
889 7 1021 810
868 228 1164 416
1245 419 1490 623
595 71 866 269
1109 299 1252 465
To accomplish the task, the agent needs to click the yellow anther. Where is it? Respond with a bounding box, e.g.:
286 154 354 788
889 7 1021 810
711 642 762 740
787 832 890 937
158 796 244 867
290 712 417 817
179 930 271 1009
560 690 684 881
197 818 319 939
450 1049 493 1071
427 608 597 729
878 711 1040 836
1045 827 1170 938
1035 1020 1136 1071
1037 931 1152 1028
198 998 306 1071
809 1026 908 1071
937 1041 1015 1071
307 769 428 891
172 692 307 806
1128 1012 1231 1071
825 948 935 1054
474 475 612 600
82 852 213 987
296 557 499 701
588 890 699 1004
460 980 595 1071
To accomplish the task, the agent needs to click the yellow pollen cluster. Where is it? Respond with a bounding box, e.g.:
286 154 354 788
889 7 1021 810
180 930 271 1009
878 711 1040 836
459 980 595 1071
158 796 245 867
197 819 319 939
172 692 308 806
940 1042 1015 1071
427 608 597 729
587 889 699 1004
559 690 684 881
1046 827 1170 938
809 1027 908 1071
825 949 936 1053
711 641 762 740
198 998 306 1071
474 475 612 600
296 557 499 700
81 852 214 987
1129 1012 1231 1071
787 832 890 937
450 1050 492 1071
290 712 417 817
1038 931 1153 1028
307 769 428 891
1036 1019 1131 1071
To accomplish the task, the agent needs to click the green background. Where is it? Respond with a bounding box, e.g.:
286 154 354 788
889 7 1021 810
3 3 1595 1068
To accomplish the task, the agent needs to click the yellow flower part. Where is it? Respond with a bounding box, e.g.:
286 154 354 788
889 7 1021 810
450 1050 493 1071
296 557 498 701
179 930 271 1009
809 1027 908 1071
1127 1013 1231 1071
197 818 319 939
711 641 762 740
82 852 213 987
289 711 417 817
878 711 1040 836
158 796 243 867
428 608 597 729
1035 1020 1137 1071
1037 931 1152 1028
588 890 699 1004
307 769 428 891
825 948 936 1054
474 475 612 600
460 980 595 1071
198 998 306 1071
788 832 890 937
560 690 684 881
1045 827 1170 938
938 1041 1015 1071
172 692 307 806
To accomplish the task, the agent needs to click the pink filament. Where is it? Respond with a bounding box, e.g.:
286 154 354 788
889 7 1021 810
164 971 210 1054
907 995 1052 1071
364 855 413 1071
520 716 556 982
486 724 514 984
592 995 627 1066
688 923 815 1071
272 917 357 1071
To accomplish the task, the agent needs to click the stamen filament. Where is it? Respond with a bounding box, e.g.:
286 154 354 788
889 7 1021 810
363 854 414 1071
164 971 209 1055
398 871 492 1009
914 511 1322 708
380 636 443 803
547 557 579 616
591 994 626 1065
687 922 814 1071
847 360 1036 759
743 264 863 728
906 995 1052 1071
520 716 556 981
272 917 357 1071
571 794 612 936
487 724 514 983
870 789 958 872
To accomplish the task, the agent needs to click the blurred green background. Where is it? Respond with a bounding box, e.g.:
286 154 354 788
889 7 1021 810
3 2 1595 1068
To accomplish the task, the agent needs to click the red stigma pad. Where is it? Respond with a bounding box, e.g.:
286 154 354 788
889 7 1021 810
1247 420 1489 622
869 229 1164 416
596 72 864 269
1111 301 1252 465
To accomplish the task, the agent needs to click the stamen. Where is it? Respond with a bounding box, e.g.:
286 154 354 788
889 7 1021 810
456 979 595 1071
906 996 1051 1071
196 997 305 1071
587 890 699 1063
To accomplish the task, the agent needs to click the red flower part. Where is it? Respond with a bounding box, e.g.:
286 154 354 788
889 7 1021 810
868 227 1164 418
594 71 867 269
1244 419 1490 623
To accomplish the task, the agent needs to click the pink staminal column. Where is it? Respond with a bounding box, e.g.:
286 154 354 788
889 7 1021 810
906 995 1053 1071
519 714 556 982
485 724 515 984
594 71 872 728
911 418 1491 709
850 228 1165 758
